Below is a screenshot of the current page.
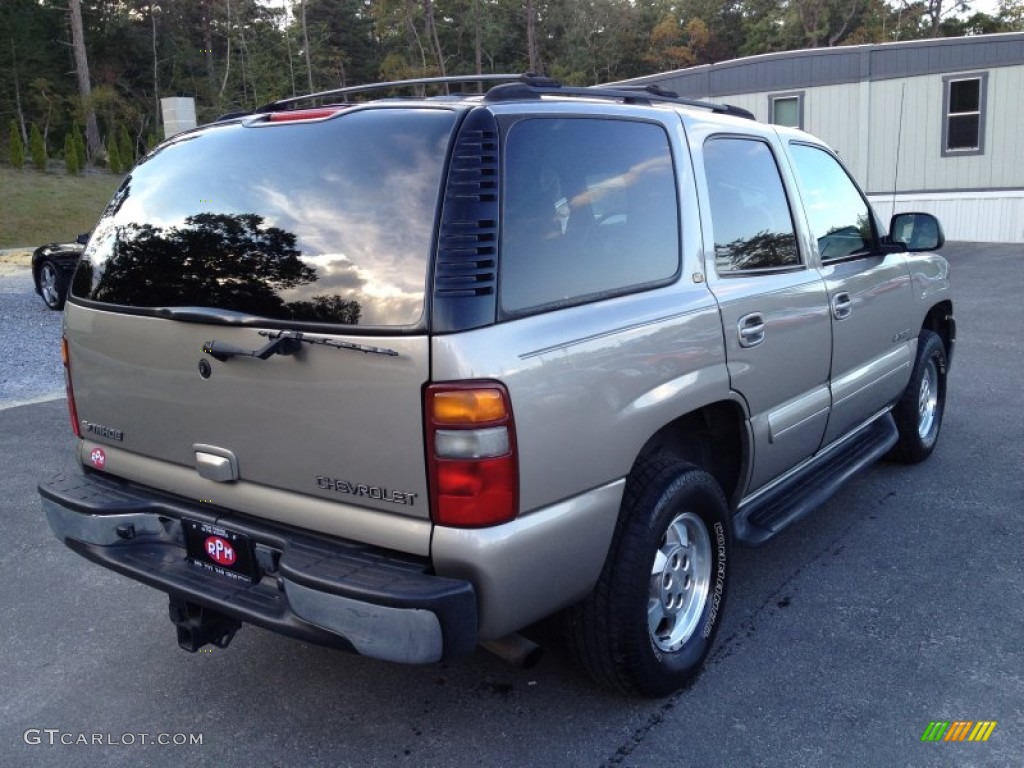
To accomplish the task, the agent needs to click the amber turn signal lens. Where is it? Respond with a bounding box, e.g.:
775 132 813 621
431 389 507 424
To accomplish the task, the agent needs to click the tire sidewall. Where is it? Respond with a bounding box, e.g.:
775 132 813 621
622 467 730 692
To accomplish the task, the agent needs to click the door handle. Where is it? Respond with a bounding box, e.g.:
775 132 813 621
738 313 765 348
832 292 853 320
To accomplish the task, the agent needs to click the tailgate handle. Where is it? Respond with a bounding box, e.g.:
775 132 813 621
194 445 239 483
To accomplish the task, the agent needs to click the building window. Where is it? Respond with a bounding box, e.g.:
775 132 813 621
769 92 803 129
942 73 987 156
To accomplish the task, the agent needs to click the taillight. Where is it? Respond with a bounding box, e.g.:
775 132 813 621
425 382 518 528
61 335 81 438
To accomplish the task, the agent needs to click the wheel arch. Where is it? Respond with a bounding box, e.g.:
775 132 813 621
30 252 45 292
631 399 749 509
921 300 954 368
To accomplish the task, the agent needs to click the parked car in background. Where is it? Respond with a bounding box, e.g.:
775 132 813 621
32 233 88 311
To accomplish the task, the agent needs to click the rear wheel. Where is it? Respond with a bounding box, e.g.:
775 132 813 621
889 330 947 463
38 260 66 311
567 458 730 696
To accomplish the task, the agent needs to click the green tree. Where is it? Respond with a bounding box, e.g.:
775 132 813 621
73 125 87 169
106 130 122 173
29 123 47 170
1000 0 1024 29
117 123 134 169
8 120 24 168
144 131 159 155
64 132 80 174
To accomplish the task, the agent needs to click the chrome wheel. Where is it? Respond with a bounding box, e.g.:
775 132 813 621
649 511 711 652
917 357 939 439
40 263 61 308
889 331 946 465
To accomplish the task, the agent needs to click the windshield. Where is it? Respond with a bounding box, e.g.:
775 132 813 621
72 108 457 328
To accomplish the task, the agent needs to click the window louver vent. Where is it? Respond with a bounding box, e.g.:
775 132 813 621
432 109 501 331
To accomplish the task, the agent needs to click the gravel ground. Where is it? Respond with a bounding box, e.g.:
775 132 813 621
0 265 64 409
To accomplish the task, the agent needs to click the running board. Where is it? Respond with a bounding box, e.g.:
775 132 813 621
733 414 898 546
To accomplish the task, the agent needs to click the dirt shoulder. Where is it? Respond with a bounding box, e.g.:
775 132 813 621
0 249 33 266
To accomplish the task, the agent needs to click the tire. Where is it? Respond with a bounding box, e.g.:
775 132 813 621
566 458 731 697
888 330 947 464
38 259 66 311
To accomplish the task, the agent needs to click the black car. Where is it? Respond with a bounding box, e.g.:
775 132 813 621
32 233 88 311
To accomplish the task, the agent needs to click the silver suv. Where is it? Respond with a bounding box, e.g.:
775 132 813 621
40 75 954 697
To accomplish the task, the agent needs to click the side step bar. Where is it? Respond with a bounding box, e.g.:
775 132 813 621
733 413 898 546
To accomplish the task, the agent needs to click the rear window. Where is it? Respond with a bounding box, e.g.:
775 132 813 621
72 108 457 328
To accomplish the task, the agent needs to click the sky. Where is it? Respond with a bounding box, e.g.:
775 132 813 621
965 0 1002 16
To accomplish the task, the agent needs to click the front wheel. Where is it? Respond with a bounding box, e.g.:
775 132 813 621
566 459 731 696
889 330 947 464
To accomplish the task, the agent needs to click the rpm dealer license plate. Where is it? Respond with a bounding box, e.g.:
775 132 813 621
184 520 257 583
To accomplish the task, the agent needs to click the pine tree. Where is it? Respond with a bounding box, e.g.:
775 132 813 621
106 131 122 174
73 125 87 170
117 124 134 169
65 133 80 174
9 120 24 169
30 124 47 171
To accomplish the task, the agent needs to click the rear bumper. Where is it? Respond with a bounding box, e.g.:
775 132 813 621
39 467 477 664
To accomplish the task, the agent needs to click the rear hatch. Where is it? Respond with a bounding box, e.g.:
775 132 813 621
65 107 460 554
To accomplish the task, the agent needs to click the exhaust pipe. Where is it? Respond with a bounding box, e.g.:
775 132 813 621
480 633 544 669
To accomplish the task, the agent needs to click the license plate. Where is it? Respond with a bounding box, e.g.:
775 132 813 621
183 519 258 583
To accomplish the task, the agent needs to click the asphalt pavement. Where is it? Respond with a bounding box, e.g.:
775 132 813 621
0 259 64 409
0 243 1021 767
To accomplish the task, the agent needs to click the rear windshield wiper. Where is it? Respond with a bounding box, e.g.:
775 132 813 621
202 330 399 362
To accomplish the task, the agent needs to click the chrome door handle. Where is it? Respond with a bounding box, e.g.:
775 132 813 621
738 313 766 348
832 292 853 320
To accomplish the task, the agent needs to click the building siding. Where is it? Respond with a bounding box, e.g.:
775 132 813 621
615 33 1024 242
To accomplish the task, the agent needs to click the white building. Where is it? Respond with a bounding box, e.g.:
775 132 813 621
614 33 1024 243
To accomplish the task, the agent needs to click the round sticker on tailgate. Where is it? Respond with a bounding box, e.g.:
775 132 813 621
89 448 106 469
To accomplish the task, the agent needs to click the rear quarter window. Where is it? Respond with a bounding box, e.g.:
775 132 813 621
499 118 680 316
72 108 457 329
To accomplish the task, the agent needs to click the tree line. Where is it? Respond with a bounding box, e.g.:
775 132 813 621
3 0 1022 173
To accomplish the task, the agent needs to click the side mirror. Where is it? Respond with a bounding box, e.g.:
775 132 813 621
889 212 944 252
75 232 91 245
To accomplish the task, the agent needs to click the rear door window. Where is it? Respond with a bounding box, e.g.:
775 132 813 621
499 118 680 316
72 108 457 328
703 137 801 274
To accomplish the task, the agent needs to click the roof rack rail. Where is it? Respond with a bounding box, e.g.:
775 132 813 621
255 73 546 113
251 72 755 121
483 80 756 120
